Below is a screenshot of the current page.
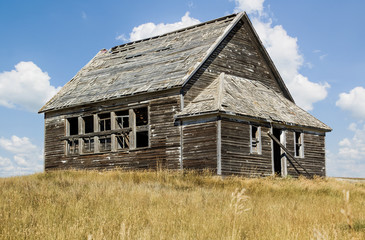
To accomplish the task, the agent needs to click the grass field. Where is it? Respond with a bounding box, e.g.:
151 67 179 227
1 170 365 239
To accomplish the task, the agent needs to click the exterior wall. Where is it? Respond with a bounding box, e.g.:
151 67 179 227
285 130 326 177
220 119 273 176
182 120 217 171
44 92 181 171
183 18 290 105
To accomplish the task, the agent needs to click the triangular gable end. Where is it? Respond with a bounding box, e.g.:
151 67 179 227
182 12 294 103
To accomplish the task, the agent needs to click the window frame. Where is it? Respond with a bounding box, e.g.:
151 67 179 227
294 131 304 158
63 105 150 155
250 125 262 155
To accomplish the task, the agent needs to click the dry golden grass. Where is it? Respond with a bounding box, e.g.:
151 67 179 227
1 170 365 239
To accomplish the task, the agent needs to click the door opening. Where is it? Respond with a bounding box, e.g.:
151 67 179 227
273 128 282 176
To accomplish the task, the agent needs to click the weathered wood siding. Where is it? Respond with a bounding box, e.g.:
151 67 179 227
183 18 289 105
220 119 272 176
182 121 217 171
44 93 181 171
285 130 326 177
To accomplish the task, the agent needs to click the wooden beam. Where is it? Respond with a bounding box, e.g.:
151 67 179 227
267 132 311 177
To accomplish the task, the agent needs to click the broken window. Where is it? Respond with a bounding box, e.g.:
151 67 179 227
67 139 79 155
67 117 78 135
83 116 94 133
64 106 150 155
294 132 304 158
250 125 261 154
135 107 148 126
83 137 94 153
99 135 111 152
115 110 129 129
116 132 130 149
136 131 149 148
98 113 111 131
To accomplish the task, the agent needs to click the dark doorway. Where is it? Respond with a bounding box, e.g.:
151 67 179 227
273 128 282 176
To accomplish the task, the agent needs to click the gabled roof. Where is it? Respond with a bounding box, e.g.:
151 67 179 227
177 73 331 131
39 12 295 113
39 13 242 113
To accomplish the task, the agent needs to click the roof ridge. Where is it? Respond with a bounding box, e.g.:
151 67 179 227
110 13 238 53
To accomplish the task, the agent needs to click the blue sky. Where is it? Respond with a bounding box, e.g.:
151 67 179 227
0 0 364 178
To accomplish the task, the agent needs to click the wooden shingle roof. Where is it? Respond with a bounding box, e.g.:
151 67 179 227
177 73 331 131
39 13 242 113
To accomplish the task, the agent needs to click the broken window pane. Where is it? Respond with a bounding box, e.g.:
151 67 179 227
99 135 111 151
67 117 78 135
136 131 149 148
83 116 94 133
83 137 94 153
135 107 148 126
115 110 129 129
250 125 261 154
98 113 111 131
116 132 130 149
294 132 303 158
67 139 79 155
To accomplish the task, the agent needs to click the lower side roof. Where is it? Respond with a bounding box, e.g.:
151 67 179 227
176 73 331 132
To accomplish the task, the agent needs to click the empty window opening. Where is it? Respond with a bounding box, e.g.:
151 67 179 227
115 110 129 129
83 116 94 133
99 136 111 152
250 125 261 154
294 132 304 158
135 107 148 126
83 137 94 153
116 132 130 149
67 117 78 135
67 139 79 155
136 131 149 148
98 113 111 131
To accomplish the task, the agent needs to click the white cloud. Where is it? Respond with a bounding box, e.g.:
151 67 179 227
327 123 365 178
233 0 329 111
116 12 200 42
0 61 61 112
336 86 365 120
0 136 43 177
233 0 265 15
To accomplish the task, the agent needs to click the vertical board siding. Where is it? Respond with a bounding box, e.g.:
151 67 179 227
44 95 181 171
286 131 326 177
182 121 217 171
220 120 272 176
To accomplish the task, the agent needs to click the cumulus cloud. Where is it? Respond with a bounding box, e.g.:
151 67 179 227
0 61 61 112
336 86 365 119
234 0 329 111
327 123 365 177
116 12 200 42
0 136 43 177
233 0 264 15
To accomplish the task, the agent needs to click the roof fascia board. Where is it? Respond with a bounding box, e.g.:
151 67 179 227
175 111 331 132
181 12 245 87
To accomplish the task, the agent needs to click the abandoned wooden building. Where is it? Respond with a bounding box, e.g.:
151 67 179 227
39 12 331 177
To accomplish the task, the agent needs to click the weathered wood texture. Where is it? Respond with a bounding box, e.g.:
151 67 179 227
40 15 237 113
285 130 326 177
182 121 217 171
44 94 181 171
220 119 273 176
183 19 291 106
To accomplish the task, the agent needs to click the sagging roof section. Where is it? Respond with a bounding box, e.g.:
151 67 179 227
176 73 331 132
39 13 240 113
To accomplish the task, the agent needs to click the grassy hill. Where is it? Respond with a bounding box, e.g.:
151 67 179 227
1 170 365 239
